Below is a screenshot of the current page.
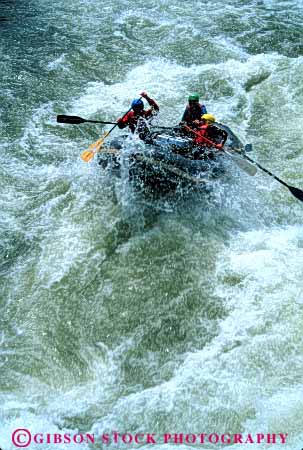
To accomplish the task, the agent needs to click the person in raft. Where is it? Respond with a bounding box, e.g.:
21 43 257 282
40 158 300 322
117 91 159 141
179 93 207 128
185 114 228 159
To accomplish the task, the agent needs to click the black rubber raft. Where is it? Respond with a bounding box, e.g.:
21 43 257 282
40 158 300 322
97 123 247 195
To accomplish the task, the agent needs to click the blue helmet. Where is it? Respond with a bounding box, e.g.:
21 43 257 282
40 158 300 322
131 98 144 110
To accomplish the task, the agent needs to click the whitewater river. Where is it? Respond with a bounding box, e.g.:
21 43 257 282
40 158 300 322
1 0 303 449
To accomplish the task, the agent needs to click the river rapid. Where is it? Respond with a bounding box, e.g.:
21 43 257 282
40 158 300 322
1 1 303 449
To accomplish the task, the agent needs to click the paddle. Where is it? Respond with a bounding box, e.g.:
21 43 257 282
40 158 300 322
234 152 303 202
224 148 257 176
57 115 116 125
57 116 180 130
80 132 111 162
184 126 257 176
80 100 140 163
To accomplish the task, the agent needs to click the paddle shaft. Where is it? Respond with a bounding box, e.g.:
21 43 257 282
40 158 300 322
107 105 133 134
78 119 116 125
184 125 223 150
57 115 181 129
57 115 116 125
184 125 258 176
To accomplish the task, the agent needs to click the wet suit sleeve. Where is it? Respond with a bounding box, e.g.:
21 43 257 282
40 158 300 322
144 95 159 115
117 111 131 129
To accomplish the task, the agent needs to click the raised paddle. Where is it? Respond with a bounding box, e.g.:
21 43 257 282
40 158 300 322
80 99 141 163
57 115 116 125
234 152 303 203
184 126 257 176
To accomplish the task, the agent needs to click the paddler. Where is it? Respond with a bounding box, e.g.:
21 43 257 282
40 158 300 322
193 114 223 145
117 91 159 141
179 93 207 128
185 114 227 158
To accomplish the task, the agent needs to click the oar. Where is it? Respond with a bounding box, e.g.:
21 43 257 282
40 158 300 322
185 126 257 176
57 115 116 125
234 151 303 202
80 132 111 162
224 148 257 176
80 100 140 163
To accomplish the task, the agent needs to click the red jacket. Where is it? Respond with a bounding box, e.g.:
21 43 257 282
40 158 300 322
117 97 159 133
185 124 225 150
193 124 209 145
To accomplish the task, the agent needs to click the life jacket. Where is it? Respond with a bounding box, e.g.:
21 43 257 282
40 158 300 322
181 103 207 124
194 124 210 145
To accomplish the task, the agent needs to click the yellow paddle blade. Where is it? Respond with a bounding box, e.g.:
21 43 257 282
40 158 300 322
88 135 106 151
81 150 94 162
80 132 110 163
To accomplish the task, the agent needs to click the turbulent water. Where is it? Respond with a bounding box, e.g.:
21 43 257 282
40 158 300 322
1 0 303 449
